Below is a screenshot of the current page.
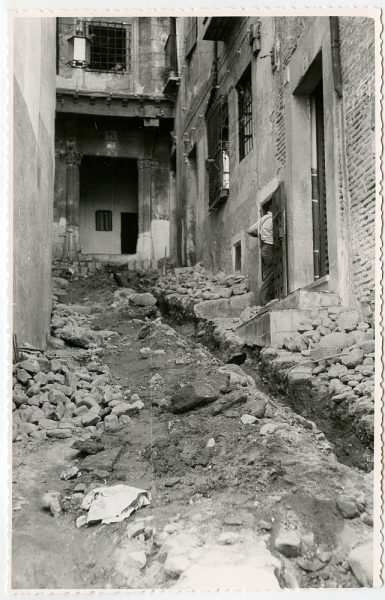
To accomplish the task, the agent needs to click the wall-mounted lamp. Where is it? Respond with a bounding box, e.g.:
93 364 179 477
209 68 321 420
67 20 90 68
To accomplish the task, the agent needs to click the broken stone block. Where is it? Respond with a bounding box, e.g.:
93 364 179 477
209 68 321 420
56 325 99 349
27 406 45 425
60 466 80 480
48 389 68 405
104 414 119 430
240 414 257 425
139 347 152 359
211 390 248 415
164 554 190 578
46 428 72 439
336 310 359 332
130 292 157 307
42 491 61 515
81 410 101 427
19 422 38 435
13 391 28 407
16 369 30 384
341 348 364 368
336 496 360 519
244 395 267 418
275 530 301 558
170 373 227 414
348 541 373 586
19 359 41 375
119 415 131 425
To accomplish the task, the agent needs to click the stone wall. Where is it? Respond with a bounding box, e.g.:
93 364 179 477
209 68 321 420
13 17 56 348
339 17 376 311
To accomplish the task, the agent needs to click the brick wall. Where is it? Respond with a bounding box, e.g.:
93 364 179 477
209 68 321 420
339 17 376 309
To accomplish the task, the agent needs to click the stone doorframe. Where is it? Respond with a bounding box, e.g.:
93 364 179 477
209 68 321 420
283 17 353 306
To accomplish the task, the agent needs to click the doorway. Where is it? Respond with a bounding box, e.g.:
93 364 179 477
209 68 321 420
121 213 138 254
79 156 138 255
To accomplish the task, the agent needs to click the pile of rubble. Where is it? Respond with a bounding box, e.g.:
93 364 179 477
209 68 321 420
12 305 146 443
151 265 258 361
154 264 251 301
12 348 145 442
260 308 375 445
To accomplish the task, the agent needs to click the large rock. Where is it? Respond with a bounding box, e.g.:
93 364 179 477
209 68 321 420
56 326 99 348
336 310 359 332
211 390 248 415
170 373 228 414
19 359 41 375
130 292 157 307
275 530 301 557
348 541 373 586
318 331 353 350
341 348 364 368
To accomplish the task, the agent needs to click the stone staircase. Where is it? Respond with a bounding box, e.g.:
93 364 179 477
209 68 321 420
235 289 348 347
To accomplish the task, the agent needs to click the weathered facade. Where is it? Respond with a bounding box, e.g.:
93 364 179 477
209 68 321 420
54 17 174 268
13 17 56 347
172 16 376 316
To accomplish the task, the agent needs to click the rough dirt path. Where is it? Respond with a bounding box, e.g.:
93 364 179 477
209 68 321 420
12 272 373 590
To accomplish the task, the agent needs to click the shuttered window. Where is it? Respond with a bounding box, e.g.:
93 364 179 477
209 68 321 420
237 65 253 161
206 95 229 212
95 210 112 231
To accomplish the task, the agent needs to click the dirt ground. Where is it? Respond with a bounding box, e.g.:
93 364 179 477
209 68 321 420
11 271 373 590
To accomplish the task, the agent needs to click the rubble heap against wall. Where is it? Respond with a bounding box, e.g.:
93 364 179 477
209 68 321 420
150 266 375 451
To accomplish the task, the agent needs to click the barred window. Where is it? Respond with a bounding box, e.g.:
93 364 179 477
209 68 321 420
206 95 229 212
95 210 112 231
237 65 253 160
87 21 130 72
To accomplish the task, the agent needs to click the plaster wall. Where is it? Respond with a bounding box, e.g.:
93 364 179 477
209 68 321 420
13 17 56 348
57 17 170 96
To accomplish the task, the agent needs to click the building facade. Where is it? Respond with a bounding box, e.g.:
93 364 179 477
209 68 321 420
172 16 376 315
54 17 175 269
13 17 56 347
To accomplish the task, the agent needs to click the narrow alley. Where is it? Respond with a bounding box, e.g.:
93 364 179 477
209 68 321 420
12 265 374 590
10 11 380 593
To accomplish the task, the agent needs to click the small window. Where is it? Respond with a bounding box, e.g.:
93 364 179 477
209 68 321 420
87 21 130 72
234 241 242 272
95 210 112 231
237 65 253 161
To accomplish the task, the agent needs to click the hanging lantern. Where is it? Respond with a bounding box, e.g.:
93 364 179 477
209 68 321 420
67 30 91 68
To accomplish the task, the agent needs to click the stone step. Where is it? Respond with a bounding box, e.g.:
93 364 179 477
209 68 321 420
236 306 356 347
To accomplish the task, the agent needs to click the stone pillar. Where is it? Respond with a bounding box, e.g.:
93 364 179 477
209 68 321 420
64 147 82 261
137 158 153 268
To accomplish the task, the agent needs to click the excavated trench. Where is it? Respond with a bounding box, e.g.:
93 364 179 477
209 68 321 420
157 301 372 474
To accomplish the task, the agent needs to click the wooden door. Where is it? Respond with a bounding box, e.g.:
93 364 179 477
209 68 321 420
121 212 138 254
271 184 288 299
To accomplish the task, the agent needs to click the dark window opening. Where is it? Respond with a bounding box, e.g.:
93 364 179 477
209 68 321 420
95 210 112 231
87 21 130 72
206 95 229 212
234 241 242 272
237 65 253 161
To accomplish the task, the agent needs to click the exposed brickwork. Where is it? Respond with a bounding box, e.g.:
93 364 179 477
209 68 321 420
339 17 376 308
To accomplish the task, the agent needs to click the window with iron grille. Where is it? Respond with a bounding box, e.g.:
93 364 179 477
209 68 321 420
185 17 198 58
206 95 229 212
87 21 130 72
237 65 253 161
95 210 113 231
